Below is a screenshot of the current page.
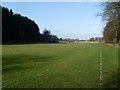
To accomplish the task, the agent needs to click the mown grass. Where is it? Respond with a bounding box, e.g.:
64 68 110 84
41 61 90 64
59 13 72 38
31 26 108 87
2 43 118 88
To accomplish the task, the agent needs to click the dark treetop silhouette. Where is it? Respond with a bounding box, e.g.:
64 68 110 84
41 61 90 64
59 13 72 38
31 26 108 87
2 6 59 44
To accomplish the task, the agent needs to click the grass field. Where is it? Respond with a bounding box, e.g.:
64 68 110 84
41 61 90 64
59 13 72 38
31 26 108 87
2 43 118 88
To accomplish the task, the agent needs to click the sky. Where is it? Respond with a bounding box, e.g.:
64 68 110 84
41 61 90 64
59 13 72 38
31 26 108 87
2 2 104 40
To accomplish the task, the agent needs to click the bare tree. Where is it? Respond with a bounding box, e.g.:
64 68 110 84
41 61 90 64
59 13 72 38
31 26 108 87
100 2 120 43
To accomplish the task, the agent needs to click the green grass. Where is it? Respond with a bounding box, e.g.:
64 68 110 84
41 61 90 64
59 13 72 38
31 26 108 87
2 43 118 88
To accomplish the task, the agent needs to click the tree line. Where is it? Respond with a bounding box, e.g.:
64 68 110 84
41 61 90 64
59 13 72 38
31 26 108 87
2 6 59 44
100 2 120 43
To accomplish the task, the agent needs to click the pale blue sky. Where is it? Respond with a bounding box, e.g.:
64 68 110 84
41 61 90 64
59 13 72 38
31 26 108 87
2 2 103 40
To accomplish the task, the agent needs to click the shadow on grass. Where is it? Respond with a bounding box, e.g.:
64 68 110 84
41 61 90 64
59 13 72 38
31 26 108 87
2 54 56 73
102 71 119 88
3 65 33 73
3 54 54 65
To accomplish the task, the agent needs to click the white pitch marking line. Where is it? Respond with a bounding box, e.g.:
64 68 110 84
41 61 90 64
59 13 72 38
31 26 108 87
99 48 103 88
